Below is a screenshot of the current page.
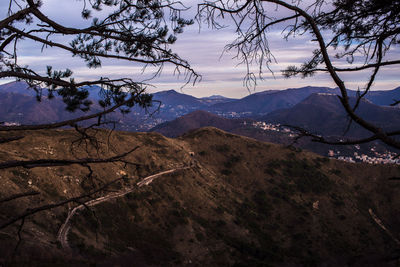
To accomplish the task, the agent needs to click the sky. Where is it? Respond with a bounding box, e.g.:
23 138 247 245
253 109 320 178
1 0 399 98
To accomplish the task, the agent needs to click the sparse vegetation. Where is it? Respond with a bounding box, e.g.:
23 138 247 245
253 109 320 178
224 155 241 169
214 144 230 153
199 150 207 156
0 128 399 266
279 158 334 194
221 169 232 175
329 168 342 176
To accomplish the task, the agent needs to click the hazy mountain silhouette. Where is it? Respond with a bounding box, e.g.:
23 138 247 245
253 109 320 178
0 81 38 96
0 91 83 124
208 86 339 116
263 93 400 137
199 95 237 106
150 110 252 137
1 81 399 133
363 86 400 106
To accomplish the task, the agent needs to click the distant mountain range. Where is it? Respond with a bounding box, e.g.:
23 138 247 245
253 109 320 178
209 86 336 117
263 93 400 137
147 85 400 121
150 94 400 157
1 81 399 136
0 82 239 129
0 82 143 128
209 86 400 117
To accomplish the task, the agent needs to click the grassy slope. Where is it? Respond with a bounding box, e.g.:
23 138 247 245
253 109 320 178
0 127 399 266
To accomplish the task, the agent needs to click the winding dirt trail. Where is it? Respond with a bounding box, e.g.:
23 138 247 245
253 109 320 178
369 208 400 245
57 166 190 250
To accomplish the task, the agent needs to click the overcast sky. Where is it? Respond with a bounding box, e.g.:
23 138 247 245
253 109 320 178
1 0 399 98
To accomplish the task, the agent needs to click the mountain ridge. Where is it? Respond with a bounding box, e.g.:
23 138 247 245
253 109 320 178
150 110 252 137
263 93 400 137
1 81 399 133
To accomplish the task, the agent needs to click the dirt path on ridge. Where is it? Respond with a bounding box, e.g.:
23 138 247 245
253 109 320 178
57 166 190 250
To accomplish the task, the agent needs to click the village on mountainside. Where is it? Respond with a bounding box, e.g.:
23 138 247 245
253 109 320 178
251 121 400 165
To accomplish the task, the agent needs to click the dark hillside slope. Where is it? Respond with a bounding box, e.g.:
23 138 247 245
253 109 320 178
0 129 399 266
150 110 252 137
364 86 400 106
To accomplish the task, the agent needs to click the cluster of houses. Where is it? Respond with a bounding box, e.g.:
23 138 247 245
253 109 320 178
328 149 400 164
252 121 400 165
251 121 296 137
2 122 20 126
216 111 252 118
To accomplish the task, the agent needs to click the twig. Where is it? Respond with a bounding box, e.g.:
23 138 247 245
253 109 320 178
0 191 40 204
0 146 140 169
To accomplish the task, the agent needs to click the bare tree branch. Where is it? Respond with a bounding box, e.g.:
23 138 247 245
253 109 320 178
286 125 400 146
0 7 31 29
198 0 400 149
0 94 141 131
0 176 126 230
300 59 400 73
0 191 40 204
0 136 24 144
0 146 140 170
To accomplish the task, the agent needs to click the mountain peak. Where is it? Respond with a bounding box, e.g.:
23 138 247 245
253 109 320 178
158 89 179 95
150 110 250 138
0 81 35 96
202 95 231 99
